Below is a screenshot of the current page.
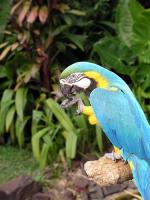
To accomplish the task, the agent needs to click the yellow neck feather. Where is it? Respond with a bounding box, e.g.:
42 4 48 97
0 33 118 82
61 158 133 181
84 71 109 89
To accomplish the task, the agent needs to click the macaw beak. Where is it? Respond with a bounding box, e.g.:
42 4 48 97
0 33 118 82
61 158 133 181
60 82 72 97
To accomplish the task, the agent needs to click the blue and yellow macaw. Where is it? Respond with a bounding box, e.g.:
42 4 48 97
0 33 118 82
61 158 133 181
60 62 150 199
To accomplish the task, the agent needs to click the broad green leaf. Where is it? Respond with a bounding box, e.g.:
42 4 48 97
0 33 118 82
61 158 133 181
131 10 150 63
0 89 14 134
116 0 133 47
5 105 15 132
140 47 150 64
32 127 50 161
0 0 11 42
96 125 103 154
31 110 43 135
93 37 131 74
0 89 14 106
0 100 14 135
65 33 87 51
52 25 68 36
133 64 150 90
15 116 29 148
74 115 88 134
116 0 143 47
23 64 40 83
51 125 61 140
67 10 86 16
39 143 50 169
43 134 53 145
0 66 8 78
15 87 28 120
63 131 77 159
46 98 76 133
46 99 81 159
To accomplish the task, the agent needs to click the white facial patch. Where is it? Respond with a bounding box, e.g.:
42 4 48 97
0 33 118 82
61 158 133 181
60 79 72 86
73 78 91 89
60 79 66 85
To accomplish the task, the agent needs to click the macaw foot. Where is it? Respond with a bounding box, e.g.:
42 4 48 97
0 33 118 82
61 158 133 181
76 98 84 114
61 96 86 115
104 151 122 161
61 98 72 108
61 97 83 110
61 97 98 125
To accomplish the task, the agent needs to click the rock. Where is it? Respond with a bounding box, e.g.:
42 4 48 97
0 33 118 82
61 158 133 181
32 192 51 200
80 192 88 200
88 183 104 199
0 175 42 200
103 184 121 196
62 189 76 200
120 181 129 190
73 175 89 190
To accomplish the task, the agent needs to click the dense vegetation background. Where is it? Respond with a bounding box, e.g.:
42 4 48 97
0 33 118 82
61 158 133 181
0 0 150 169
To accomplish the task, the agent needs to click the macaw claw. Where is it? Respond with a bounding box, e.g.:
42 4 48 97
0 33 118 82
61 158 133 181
76 98 84 114
61 97 84 114
104 151 122 161
61 97 78 108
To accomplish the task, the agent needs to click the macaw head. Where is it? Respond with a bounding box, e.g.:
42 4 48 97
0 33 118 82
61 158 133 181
60 61 127 97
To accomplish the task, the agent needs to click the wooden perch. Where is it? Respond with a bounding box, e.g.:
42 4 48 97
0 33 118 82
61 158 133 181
84 156 132 187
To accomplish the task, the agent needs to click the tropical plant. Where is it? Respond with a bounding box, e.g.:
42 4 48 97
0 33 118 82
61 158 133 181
0 0 111 166
31 97 103 168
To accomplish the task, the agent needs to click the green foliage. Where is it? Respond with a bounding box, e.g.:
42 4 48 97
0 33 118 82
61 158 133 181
0 87 30 147
0 89 14 134
31 98 101 168
96 124 103 154
32 127 50 162
92 37 132 74
6 105 15 132
0 0 11 42
15 87 28 121
116 0 144 47
46 98 77 159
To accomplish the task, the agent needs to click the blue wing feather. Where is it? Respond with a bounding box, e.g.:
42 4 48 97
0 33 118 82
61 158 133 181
90 88 150 161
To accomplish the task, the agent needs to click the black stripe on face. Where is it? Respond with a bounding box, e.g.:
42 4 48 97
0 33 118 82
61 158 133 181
84 78 97 96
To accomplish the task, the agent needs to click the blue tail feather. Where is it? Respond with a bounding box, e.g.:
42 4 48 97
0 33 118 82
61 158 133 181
128 155 150 200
